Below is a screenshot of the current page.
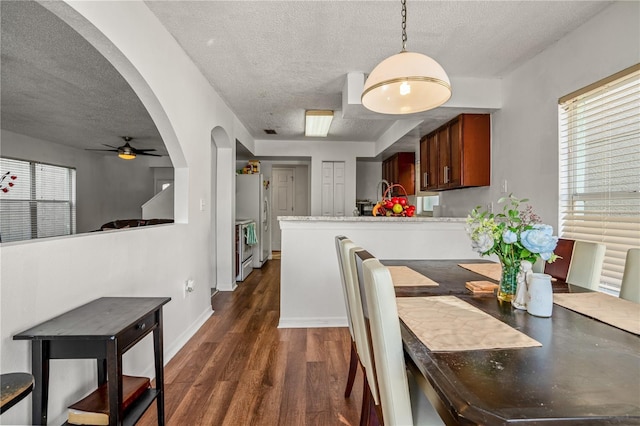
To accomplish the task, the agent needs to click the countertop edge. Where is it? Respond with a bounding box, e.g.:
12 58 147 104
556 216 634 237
277 216 466 223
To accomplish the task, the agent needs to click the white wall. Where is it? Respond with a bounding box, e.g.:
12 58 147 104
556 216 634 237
356 160 382 201
440 1 640 229
253 139 376 216
1 130 158 233
0 2 249 425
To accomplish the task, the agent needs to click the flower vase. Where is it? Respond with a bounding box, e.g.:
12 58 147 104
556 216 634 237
497 260 520 303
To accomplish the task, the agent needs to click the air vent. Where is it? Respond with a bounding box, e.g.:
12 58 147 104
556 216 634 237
264 129 277 135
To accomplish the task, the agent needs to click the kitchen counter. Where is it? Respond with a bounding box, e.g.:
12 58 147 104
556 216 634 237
278 216 465 222
277 215 482 328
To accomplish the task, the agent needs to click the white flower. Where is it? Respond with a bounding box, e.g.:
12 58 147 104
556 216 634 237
472 231 494 254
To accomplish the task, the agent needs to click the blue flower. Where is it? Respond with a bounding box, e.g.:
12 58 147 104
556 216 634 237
502 229 518 244
521 226 558 255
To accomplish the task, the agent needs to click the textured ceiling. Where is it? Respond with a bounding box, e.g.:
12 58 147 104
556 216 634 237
1 1 612 161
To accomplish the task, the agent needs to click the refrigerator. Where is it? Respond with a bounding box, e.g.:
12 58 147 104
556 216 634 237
236 174 270 268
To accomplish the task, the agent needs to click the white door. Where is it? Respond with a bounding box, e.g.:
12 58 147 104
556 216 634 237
321 161 345 216
271 168 294 250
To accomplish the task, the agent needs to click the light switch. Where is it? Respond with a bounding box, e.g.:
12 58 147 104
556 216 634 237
199 198 206 211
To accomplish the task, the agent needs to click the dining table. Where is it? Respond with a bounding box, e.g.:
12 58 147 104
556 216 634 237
382 259 640 425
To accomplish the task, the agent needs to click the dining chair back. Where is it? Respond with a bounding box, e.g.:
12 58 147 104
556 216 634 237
619 248 640 303
541 238 575 281
360 255 414 425
335 236 357 398
566 240 606 290
337 237 381 426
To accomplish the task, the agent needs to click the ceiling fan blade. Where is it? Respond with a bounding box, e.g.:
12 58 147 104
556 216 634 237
139 152 164 157
101 144 119 149
86 149 118 152
133 148 157 153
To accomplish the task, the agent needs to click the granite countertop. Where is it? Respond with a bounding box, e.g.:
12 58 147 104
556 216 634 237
278 216 466 223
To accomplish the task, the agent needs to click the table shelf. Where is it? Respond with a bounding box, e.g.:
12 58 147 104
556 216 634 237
62 388 160 426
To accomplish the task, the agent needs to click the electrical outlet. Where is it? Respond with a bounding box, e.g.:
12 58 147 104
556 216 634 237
487 202 493 213
501 179 508 194
199 198 206 211
184 279 195 298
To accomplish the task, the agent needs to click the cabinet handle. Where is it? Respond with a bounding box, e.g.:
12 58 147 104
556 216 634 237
136 323 146 330
423 173 428 187
444 166 449 184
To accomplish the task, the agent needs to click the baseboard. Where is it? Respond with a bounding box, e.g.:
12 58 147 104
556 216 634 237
136 305 213 382
164 306 213 362
278 316 348 328
216 281 238 291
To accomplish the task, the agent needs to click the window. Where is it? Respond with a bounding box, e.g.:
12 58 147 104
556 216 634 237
558 64 640 293
0 158 76 243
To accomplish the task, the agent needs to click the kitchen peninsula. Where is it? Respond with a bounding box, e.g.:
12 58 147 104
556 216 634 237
278 216 482 328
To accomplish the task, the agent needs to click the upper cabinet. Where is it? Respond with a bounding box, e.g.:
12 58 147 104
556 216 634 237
419 114 490 191
382 152 415 196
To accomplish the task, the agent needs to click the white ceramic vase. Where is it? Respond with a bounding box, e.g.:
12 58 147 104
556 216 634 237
512 260 532 310
527 273 553 317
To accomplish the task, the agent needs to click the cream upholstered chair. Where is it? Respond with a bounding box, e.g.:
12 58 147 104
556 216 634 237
566 240 606 290
356 250 444 426
336 236 379 426
335 236 358 397
619 248 640 303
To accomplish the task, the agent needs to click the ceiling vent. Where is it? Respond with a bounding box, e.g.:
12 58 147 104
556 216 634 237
263 129 277 135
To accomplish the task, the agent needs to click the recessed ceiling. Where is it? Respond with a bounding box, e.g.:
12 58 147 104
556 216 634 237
0 1 166 156
1 0 612 161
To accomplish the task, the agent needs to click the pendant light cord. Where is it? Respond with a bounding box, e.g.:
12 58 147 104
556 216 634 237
401 0 407 51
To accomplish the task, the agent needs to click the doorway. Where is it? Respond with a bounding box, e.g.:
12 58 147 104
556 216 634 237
271 165 308 250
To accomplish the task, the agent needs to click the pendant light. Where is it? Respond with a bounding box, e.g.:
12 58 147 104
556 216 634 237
361 0 451 115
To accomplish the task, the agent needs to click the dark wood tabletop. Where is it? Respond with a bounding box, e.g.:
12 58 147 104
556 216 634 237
383 259 640 425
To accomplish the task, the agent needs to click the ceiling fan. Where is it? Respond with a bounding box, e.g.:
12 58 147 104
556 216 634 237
86 136 163 160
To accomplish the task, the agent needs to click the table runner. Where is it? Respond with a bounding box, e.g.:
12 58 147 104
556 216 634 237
553 293 640 335
458 262 501 281
396 296 541 351
388 266 439 287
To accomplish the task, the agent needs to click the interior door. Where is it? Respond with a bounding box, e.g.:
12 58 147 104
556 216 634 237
271 168 294 251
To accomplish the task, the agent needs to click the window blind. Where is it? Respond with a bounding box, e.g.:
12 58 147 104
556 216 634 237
0 158 76 243
558 64 640 293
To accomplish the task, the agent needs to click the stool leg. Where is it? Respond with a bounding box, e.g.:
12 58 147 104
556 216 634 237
345 341 358 397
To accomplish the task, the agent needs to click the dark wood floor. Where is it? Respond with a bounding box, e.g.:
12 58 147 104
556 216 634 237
138 259 362 426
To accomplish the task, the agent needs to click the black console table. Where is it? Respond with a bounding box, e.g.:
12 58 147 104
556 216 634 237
14 297 171 426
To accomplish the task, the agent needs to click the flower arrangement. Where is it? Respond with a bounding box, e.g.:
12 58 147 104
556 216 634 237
0 171 18 194
466 194 558 301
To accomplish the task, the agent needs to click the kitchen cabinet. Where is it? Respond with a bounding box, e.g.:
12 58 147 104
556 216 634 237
420 113 490 191
382 152 415 196
420 130 440 191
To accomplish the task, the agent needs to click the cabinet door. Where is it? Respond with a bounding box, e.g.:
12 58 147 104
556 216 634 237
437 126 450 188
426 133 439 191
419 137 428 191
396 152 415 195
448 117 462 188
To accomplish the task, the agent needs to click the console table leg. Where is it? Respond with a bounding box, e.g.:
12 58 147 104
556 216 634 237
31 340 49 425
106 340 122 426
97 358 107 385
154 311 165 426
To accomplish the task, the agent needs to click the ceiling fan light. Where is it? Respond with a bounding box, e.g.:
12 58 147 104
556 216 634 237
362 51 451 115
118 152 136 160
